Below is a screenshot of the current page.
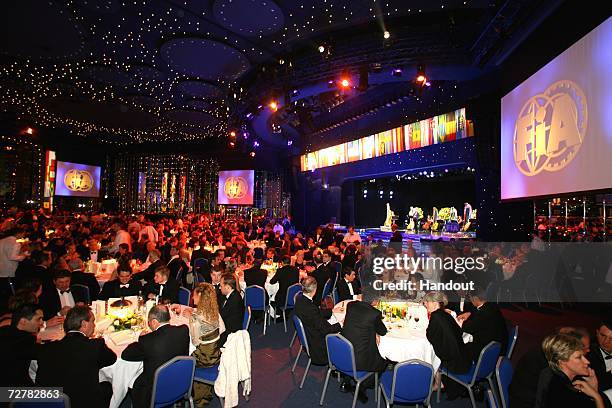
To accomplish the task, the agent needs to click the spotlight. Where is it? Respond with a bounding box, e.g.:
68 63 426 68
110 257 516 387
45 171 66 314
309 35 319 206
229 131 236 137
383 30 390 39
287 140 293 146
318 45 325 53
250 151 256 157
253 141 260 148
269 101 278 111
392 68 402 77
339 78 350 88
415 65 427 84
229 141 235 147
22 127 35 135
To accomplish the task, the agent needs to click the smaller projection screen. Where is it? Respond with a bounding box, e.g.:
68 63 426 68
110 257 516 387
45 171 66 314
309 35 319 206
54 161 101 198
217 170 254 205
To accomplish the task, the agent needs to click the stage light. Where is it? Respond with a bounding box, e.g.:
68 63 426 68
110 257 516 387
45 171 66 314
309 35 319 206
379 190 384 195
229 141 235 147
390 191 394 195
363 189 367 194
287 140 293 146
392 68 402 77
245 113 253 119
416 65 427 83
250 151 256 157
339 78 350 88
229 131 236 137
253 141 260 148
318 45 325 53
269 101 278 111
322 183 329 189
383 30 390 39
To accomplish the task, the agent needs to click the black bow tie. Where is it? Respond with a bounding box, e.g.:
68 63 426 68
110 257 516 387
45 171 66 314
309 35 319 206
60 289 71 294
120 284 130 288
603 349 612 360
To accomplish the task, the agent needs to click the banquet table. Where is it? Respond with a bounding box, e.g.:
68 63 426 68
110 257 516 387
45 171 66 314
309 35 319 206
332 301 471 372
237 264 308 304
34 304 195 408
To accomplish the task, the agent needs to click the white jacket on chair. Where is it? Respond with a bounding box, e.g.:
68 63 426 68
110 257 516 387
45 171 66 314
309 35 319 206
214 330 251 407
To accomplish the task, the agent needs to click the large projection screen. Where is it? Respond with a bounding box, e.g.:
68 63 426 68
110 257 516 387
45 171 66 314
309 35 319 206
501 17 612 200
217 170 254 205
54 161 101 198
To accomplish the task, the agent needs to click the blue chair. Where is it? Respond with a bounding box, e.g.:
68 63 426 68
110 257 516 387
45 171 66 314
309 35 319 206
288 292 303 348
332 287 340 305
437 341 501 408
244 285 270 335
378 360 434 408
175 267 184 285
277 283 302 332
320 334 379 408
321 279 333 304
178 286 191 306
70 284 90 304
243 306 251 330
10 393 71 408
150 356 195 408
332 261 343 285
194 364 222 405
291 315 315 389
486 389 498 408
506 325 519 359
496 357 513 408
193 257 208 271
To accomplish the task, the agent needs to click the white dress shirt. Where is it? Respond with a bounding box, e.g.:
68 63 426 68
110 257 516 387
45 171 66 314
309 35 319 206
57 288 75 308
0 235 25 278
601 348 612 373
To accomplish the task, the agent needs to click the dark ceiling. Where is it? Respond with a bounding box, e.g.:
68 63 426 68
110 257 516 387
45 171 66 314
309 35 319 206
0 0 565 149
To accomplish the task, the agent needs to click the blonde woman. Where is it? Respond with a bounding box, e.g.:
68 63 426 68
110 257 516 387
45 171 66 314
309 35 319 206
189 283 226 406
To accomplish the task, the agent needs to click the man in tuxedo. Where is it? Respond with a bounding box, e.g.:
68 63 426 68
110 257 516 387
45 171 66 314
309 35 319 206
122 305 190 407
39 270 86 320
341 300 388 402
457 286 508 360
167 246 187 282
587 320 612 392
312 227 324 247
0 303 44 386
218 274 244 345
269 255 299 309
294 277 341 365
191 239 211 269
244 259 268 288
336 267 361 302
36 306 116 408
68 258 100 301
311 250 335 305
142 266 179 304
15 249 53 292
133 249 163 283
99 269 143 300
78 238 102 262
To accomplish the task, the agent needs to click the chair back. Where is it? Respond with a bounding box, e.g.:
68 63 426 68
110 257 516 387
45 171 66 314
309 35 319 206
325 334 357 378
244 285 267 311
496 357 513 408
242 306 251 330
150 356 195 408
193 258 208 271
10 393 71 408
292 315 310 356
285 283 302 309
175 267 184 283
475 341 502 381
70 284 90 304
332 261 342 283
506 325 519 359
390 360 434 405
321 279 333 300
178 286 191 306
332 287 339 304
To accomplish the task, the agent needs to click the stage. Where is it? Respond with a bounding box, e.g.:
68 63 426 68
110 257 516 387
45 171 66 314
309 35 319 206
332 226 476 247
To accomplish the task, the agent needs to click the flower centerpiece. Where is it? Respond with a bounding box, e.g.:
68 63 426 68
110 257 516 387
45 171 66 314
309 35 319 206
107 299 142 332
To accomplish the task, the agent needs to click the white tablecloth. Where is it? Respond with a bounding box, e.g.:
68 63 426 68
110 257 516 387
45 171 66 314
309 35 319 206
35 305 196 408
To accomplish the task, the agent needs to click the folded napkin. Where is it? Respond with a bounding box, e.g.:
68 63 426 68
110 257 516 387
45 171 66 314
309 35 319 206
95 317 113 333
109 330 136 346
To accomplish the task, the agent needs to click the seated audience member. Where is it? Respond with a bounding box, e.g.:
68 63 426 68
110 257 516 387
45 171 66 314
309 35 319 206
424 291 472 401
122 305 190 408
294 276 341 365
15 249 53 291
99 268 143 300
36 305 116 408
340 300 387 403
0 303 44 385
142 265 179 304
457 286 508 359
133 249 163 283
538 333 607 408
243 258 267 289
336 267 361 302
189 283 225 406
269 255 299 309
167 246 188 282
39 269 86 320
68 258 100 301
587 320 612 392
218 274 244 345
510 326 591 408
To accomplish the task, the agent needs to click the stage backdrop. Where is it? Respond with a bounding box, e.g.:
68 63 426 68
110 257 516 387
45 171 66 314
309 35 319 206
55 161 101 198
218 170 255 205
501 17 612 200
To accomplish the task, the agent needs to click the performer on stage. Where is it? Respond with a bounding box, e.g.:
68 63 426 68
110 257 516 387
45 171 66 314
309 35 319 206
383 203 396 229
463 202 473 222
